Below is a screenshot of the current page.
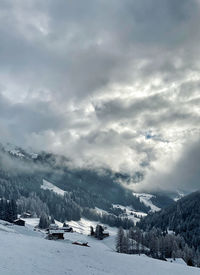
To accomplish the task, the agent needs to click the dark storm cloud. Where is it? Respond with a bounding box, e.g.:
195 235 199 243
0 92 67 144
1 0 199 99
0 0 200 192
95 94 170 123
95 93 200 130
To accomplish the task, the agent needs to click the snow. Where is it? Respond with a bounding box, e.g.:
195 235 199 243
9 149 25 158
49 229 65 234
30 153 38 159
174 191 185 202
41 179 66 196
95 207 109 215
23 218 40 227
133 192 161 212
0 220 198 275
67 218 118 236
167 258 187 266
113 204 147 224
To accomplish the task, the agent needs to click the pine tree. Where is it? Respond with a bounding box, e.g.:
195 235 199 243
183 244 194 266
116 227 124 253
95 224 104 240
50 216 55 224
122 232 130 254
39 212 50 229
90 226 95 236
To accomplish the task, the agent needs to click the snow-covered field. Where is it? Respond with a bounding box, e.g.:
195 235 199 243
113 204 147 224
133 192 161 212
41 179 66 196
0 220 199 275
166 258 187 266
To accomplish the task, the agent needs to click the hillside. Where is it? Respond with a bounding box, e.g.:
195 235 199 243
0 220 198 275
138 191 200 249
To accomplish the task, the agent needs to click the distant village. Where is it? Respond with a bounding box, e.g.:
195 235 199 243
14 211 110 246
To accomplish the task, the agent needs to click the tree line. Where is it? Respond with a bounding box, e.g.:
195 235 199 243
116 226 200 267
0 199 17 223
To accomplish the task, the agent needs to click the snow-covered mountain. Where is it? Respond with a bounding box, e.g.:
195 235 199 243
133 192 161 212
1 142 38 160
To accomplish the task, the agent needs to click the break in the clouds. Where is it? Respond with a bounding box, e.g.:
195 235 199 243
0 0 200 192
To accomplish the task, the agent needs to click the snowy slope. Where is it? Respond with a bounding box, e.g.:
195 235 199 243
174 191 185 202
0 220 198 275
2 143 38 160
133 192 161 212
41 179 66 196
113 204 147 224
166 258 187 266
95 207 109 215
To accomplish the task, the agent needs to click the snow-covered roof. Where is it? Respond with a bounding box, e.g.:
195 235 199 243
62 226 71 229
49 230 65 234
14 218 25 222
49 224 58 229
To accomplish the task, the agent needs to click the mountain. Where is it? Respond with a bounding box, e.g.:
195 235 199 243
138 191 200 250
132 192 174 212
0 142 152 228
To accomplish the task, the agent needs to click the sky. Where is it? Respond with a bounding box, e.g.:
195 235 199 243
0 0 200 193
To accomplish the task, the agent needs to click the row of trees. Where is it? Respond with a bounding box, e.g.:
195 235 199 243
17 193 49 217
90 224 109 240
116 227 200 267
0 199 17 223
17 191 81 223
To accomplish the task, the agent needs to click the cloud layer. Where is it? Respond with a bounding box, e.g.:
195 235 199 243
0 0 200 192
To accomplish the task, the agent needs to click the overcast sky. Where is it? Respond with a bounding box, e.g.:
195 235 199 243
0 0 200 193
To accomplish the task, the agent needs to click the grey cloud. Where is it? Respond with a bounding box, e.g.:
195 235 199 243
95 90 200 130
0 0 200 192
144 109 200 129
134 138 200 193
95 94 170 123
0 93 68 144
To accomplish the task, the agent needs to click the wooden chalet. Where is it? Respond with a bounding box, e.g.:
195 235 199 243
20 212 32 218
62 225 73 232
48 229 65 240
47 224 73 240
49 223 59 230
14 219 25 226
